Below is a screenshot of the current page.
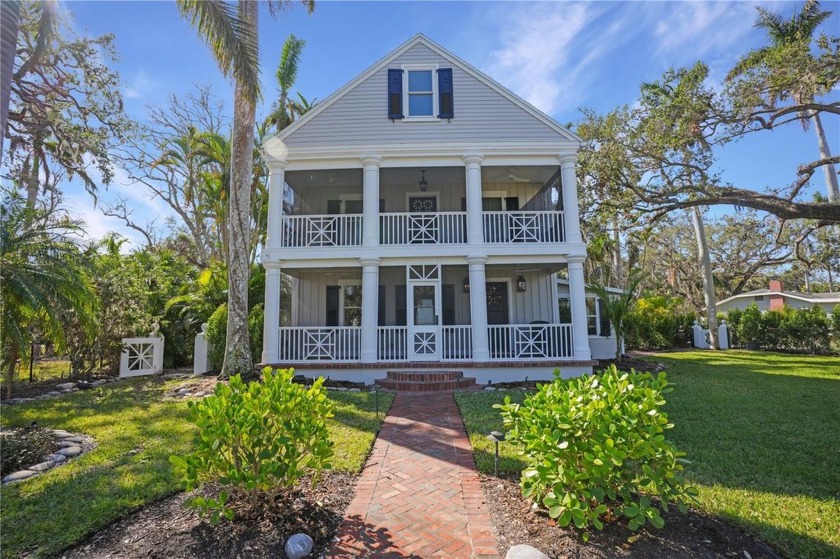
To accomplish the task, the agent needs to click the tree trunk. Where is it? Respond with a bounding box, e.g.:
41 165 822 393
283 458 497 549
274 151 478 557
691 207 719 349
4 344 19 399
611 219 622 284
220 2 257 378
0 1 20 162
812 112 840 203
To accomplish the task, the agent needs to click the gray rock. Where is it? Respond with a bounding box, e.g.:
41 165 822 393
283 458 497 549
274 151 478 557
506 544 550 559
335 387 348 392
484 386 497 391
57 446 82 457
56 383 76 391
348 388 361 392
29 461 55 472
48 453 67 463
284 533 313 559
2 470 36 483
3 398 31 404
76 381 94 390
64 435 85 443
58 440 78 448
51 429 74 438
45 391 63 397
177 388 190 395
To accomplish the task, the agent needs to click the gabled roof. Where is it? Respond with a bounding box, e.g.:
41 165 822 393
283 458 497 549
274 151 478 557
718 289 840 306
265 33 581 151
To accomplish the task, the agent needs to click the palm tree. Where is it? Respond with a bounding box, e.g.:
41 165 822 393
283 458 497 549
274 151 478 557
176 0 314 377
729 0 838 202
587 271 645 362
267 34 306 132
1 197 96 397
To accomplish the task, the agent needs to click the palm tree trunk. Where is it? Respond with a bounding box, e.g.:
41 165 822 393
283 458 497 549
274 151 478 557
611 218 622 284
811 112 840 203
220 1 257 378
0 1 20 162
691 207 719 349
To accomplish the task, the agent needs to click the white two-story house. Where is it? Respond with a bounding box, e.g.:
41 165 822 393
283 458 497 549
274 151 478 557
260 34 615 385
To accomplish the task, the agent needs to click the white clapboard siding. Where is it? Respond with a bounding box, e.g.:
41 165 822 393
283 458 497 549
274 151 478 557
283 43 565 147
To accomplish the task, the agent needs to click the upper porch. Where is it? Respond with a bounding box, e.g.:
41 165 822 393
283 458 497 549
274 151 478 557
261 153 585 262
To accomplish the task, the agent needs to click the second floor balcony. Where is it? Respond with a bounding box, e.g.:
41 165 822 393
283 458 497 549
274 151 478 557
279 210 565 247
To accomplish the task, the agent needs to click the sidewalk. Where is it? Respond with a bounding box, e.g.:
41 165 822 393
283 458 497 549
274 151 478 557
327 392 500 558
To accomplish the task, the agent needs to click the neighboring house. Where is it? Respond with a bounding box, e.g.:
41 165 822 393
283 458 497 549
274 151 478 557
260 34 600 383
717 280 840 314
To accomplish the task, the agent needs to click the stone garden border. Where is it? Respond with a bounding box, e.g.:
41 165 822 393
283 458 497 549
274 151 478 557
1 429 96 484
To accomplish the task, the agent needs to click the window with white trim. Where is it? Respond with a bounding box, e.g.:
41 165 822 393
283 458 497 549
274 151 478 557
404 66 437 118
556 292 608 335
341 284 362 326
585 296 598 335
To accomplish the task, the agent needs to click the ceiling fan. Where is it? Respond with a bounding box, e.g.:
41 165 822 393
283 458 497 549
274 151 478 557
507 168 532 183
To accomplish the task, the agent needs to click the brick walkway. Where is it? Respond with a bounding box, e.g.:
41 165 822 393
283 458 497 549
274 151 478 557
327 392 500 558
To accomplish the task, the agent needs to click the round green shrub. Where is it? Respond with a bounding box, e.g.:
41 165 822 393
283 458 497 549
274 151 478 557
169 368 334 523
496 365 697 537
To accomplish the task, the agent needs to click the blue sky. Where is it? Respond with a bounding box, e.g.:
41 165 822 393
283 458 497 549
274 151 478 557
57 0 839 245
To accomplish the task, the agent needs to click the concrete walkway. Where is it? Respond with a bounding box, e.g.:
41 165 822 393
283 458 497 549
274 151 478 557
327 392 500 558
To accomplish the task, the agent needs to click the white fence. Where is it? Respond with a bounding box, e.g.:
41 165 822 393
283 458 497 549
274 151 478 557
692 320 730 349
120 336 164 377
379 212 467 245
377 326 408 361
442 326 473 361
483 211 565 243
487 324 574 360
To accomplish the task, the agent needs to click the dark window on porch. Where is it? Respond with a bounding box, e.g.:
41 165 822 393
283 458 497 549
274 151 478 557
326 285 340 326
396 285 406 326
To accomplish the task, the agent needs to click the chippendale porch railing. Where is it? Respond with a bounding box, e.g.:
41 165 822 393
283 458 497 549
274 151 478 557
279 324 574 362
482 211 565 243
487 324 574 360
279 326 361 361
279 211 566 247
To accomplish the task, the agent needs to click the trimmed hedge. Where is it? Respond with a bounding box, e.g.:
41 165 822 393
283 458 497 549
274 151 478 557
726 303 838 355
625 296 695 350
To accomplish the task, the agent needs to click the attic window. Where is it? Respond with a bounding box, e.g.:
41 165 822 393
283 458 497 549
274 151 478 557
406 68 435 117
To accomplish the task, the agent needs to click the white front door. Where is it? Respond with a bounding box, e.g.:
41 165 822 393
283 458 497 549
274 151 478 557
407 265 441 361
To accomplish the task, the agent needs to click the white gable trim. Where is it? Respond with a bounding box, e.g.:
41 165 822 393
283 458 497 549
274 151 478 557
265 34 580 152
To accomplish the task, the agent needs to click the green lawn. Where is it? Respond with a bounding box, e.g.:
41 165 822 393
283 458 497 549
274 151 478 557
455 351 840 559
0 376 393 559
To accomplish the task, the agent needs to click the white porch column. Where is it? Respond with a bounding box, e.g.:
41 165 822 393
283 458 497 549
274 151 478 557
463 154 485 245
568 257 592 361
559 154 582 244
360 257 381 363
362 155 382 247
264 158 287 251
467 255 490 361
261 261 282 364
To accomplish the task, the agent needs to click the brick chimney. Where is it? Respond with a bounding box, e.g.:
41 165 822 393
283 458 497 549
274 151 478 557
769 280 784 310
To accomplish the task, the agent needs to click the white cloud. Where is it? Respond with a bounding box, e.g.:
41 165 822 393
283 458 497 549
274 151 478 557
124 69 157 100
651 2 756 61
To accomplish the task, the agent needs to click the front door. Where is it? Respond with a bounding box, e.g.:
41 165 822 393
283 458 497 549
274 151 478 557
408 195 439 244
407 265 441 361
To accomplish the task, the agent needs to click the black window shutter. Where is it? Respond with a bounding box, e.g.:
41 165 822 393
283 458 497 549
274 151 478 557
442 284 455 325
437 68 453 118
327 200 341 214
597 298 611 337
395 285 406 326
505 197 520 211
388 69 404 119
378 285 386 326
326 286 340 326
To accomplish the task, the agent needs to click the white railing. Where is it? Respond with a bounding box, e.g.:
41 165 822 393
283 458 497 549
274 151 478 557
487 324 574 360
377 326 408 361
442 326 473 361
380 212 467 245
279 327 361 361
483 211 565 243
281 215 363 247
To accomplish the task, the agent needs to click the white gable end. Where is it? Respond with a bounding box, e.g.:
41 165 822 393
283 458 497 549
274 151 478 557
277 38 577 150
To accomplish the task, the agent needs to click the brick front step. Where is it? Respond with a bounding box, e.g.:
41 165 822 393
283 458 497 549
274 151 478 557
375 370 477 391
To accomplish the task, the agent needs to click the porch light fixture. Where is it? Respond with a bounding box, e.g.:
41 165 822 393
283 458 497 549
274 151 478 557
517 275 527 292
463 276 470 293
419 169 428 192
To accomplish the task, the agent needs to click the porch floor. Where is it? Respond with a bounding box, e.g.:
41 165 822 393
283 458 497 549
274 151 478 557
326 392 500 558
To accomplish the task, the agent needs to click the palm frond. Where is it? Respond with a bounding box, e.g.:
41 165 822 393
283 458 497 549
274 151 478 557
176 0 260 102
276 34 305 95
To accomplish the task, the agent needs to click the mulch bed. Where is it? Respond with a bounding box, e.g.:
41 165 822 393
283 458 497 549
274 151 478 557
60 471 357 559
595 357 666 374
482 474 782 559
